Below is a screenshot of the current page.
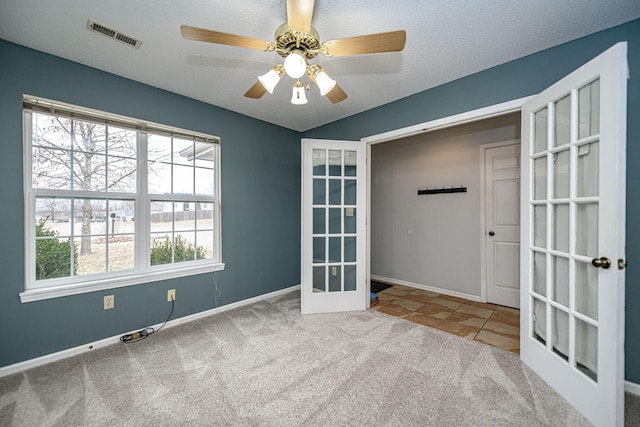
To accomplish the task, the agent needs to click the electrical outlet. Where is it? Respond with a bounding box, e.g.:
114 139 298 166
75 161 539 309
103 295 114 310
167 289 176 302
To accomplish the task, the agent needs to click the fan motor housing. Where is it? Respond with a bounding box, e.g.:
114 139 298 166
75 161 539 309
275 23 320 59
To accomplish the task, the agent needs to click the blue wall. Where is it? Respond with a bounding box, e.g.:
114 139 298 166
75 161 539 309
304 18 640 383
0 39 301 367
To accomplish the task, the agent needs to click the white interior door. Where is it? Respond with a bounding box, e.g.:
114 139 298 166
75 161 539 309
485 143 521 308
301 138 366 314
520 43 627 427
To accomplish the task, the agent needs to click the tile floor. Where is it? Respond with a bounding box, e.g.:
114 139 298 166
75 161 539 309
371 284 520 354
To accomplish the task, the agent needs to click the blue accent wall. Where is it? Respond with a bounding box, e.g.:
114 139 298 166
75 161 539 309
0 39 301 367
304 18 640 384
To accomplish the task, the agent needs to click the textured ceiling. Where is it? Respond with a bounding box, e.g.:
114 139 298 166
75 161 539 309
1 0 639 131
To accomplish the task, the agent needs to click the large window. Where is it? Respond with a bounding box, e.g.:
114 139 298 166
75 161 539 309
22 96 222 302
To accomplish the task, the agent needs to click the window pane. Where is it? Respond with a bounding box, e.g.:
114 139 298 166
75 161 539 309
174 232 197 263
76 236 106 276
173 138 194 166
313 208 325 234
150 233 173 265
578 79 600 139
35 236 74 280
173 164 194 195
344 150 357 176
195 167 215 196
576 319 598 382
329 237 341 262
329 208 341 234
313 149 326 176
553 150 570 199
329 179 341 205
329 150 342 176
33 147 72 190
533 297 547 345
107 127 136 158
33 112 72 150
329 266 341 292
577 141 599 197
344 180 356 205
195 231 214 260
313 266 326 292
554 95 570 147
552 308 569 361
576 203 598 258
533 205 546 248
107 157 136 193
313 237 326 262
534 108 547 154
533 157 547 200
313 178 326 205
36 197 72 225
148 161 171 194
74 153 106 192
533 251 546 296
344 208 356 234
553 256 569 307
344 265 356 291
148 134 171 162
151 202 173 232
553 204 569 253
196 203 214 230
73 121 105 154
576 260 598 320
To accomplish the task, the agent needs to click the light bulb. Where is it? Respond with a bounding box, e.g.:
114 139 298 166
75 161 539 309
291 80 308 105
284 52 307 79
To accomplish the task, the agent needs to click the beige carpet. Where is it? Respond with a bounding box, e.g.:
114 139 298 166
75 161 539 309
0 289 622 426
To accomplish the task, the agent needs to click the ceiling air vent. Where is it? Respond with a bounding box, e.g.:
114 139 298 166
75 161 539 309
87 19 142 49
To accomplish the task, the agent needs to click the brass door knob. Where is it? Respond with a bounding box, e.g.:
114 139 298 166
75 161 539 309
488 231 495 236
592 257 612 269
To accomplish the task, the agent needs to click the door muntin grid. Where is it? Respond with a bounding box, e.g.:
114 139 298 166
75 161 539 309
529 78 600 383
312 148 357 293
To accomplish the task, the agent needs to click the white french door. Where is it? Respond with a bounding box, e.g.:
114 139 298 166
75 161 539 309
520 43 627 427
301 139 367 314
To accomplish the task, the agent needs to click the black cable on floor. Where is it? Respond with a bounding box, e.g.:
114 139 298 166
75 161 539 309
120 295 175 344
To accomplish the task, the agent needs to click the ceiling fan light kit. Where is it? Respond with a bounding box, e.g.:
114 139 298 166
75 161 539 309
181 0 406 105
258 65 284 94
291 79 308 105
283 51 308 78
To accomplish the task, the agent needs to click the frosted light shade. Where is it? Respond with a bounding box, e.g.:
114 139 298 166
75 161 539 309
291 84 308 105
258 69 282 94
315 71 336 96
284 52 307 78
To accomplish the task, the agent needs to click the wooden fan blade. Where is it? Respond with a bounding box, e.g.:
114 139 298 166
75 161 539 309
326 84 347 104
181 25 271 51
287 0 315 33
244 81 268 99
322 30 406 57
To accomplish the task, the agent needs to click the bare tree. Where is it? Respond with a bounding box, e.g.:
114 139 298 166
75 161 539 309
33 113 136 255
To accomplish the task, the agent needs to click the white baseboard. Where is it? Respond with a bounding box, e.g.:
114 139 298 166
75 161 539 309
0 284 300 379
371 274 483 302
626 380 640 396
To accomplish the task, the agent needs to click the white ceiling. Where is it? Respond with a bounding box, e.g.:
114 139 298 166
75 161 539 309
1 0 639 132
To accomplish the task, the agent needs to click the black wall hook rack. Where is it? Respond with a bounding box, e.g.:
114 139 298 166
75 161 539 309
417 186 467 195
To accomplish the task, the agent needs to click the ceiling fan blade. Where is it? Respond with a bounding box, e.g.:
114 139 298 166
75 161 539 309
322 30 406 57
181 25 271 51
326 84 347 104
287 0 315 33
244 81 268 99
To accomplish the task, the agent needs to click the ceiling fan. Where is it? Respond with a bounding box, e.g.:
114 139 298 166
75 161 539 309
181 0 406 105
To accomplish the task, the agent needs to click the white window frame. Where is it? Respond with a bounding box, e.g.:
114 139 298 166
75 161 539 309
21 95 224 303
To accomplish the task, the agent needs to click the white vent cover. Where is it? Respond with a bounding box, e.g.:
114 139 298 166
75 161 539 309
87 19 142 49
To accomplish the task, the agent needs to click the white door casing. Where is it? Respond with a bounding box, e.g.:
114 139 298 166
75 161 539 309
485 143 521 308
520 43 627 427
301 139 367 314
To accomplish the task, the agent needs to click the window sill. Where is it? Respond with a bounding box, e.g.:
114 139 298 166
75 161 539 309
20 262 225 303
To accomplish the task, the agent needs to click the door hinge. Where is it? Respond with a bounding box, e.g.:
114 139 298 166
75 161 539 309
618 259 628 270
